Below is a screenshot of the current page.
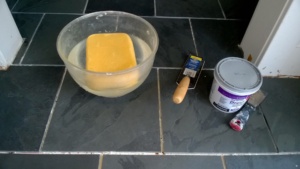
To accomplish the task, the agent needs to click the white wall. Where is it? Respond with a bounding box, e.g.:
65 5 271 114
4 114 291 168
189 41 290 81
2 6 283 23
0 0 22 70
241 0 300 77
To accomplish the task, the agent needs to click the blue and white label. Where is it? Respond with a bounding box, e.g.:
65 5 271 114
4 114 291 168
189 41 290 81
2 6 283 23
183 55 202 78
209 79 250 113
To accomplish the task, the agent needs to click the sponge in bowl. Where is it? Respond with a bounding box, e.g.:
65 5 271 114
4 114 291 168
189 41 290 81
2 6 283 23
86 33 137 72
85 33 139 91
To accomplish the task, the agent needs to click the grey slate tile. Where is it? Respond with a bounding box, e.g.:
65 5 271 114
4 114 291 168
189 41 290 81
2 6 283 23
5 0 17 9
159 69 276 152
156 0 223 18
103 155 224 169
0 154 99 169
219 0 259 20
12 0 87 13
0 66 64 151
218 0 259 30
225 155 300 169
144 18 196 67
191 20 245 68
12 14 43 63
22 14 78 64
86 0 154 16
261 78 300 152
42 70 160 151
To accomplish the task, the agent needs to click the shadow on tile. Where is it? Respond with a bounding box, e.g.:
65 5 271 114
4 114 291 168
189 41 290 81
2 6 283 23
0 66 64 151
42 69 160 151
12 0 87 13
144 18 196 68
0 154 99 169
159 69 276 153
22 14 79 64
103 155 224 169
261 78 300 152
86 0 154 16
191 20 245 68
156 0 223 18
5 0 17 9
12 14 43 64
219 0 259 20
225 155 300 169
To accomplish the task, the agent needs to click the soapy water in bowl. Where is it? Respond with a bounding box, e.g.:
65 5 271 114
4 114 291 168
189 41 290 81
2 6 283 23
67 35 152 97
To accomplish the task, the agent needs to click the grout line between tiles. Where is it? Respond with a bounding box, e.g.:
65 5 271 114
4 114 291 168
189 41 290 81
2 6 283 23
6 65 213 70
221 156 227 169
153 0 157 16
9 65 213 70
2 151 300 156
11 12 83 15
10 12 240 20
38 68 67 151
11 64 64 67
157 68 164 153
217 0 227 19
83 0 89 14
261 107 280 153
19 13 45 64
11 0 19 11
189 19 198 56
98 154 104 169
142 16 240 20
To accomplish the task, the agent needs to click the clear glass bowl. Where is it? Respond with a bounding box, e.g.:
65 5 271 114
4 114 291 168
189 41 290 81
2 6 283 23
57 11 159 97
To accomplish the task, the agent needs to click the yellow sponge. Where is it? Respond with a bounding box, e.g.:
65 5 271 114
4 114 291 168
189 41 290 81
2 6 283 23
85 33 138 91
86 33 137 72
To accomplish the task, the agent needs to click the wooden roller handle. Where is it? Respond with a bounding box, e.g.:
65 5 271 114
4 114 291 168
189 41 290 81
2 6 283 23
173 76 190 104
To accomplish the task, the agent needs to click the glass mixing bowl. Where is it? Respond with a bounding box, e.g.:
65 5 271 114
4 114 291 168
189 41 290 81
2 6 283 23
57 11 159 97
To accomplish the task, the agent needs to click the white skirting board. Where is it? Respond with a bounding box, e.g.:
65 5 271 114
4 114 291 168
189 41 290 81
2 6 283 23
0 0 23 70
241 0 300 77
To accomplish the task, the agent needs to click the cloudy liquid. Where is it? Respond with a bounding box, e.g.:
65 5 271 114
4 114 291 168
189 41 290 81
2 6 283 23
67 35 152 97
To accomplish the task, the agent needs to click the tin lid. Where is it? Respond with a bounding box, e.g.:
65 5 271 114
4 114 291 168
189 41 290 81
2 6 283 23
214 57 262 95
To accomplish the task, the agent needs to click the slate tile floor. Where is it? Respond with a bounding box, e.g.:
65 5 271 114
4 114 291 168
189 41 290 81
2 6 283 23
1 0 300 168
